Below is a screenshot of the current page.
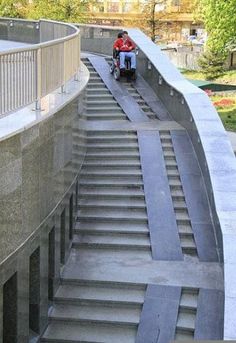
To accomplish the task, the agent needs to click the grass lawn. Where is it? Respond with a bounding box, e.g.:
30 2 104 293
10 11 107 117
181 69 236 85
210 94 236 131
180 69 236 131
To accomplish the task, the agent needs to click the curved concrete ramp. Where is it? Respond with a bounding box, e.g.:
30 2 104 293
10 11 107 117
42 55 223 343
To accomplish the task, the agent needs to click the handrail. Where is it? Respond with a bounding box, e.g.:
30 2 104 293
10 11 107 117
0 18 80 115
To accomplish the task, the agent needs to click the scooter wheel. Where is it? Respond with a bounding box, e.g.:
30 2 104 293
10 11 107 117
114 67 120 80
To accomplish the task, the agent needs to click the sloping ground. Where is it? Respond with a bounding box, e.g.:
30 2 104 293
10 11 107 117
41 55 224 343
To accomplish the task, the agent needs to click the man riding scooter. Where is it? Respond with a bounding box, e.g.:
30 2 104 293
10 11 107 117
113 31 136 74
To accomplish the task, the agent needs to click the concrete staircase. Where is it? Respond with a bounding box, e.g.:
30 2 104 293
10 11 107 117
159 131 198 258
41 130 150 342
122 81 157 120
76 130 151 253
175 287 199 340
40 54 222 343
82 58 128 121
42 280 146 343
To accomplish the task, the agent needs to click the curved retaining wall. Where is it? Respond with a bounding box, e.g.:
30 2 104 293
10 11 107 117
78 24 236 339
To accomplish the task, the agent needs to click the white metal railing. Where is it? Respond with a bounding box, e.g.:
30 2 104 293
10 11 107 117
0 19 80 116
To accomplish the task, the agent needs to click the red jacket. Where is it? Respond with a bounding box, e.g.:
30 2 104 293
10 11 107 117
113 37 135 52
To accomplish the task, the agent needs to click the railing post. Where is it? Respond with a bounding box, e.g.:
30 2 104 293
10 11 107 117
74 35 80 82
61 41 66 93
35 48 42 110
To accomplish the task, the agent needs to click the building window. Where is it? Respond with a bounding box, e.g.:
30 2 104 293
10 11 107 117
107 1 119 12
172 0 180 6
123 1 133 12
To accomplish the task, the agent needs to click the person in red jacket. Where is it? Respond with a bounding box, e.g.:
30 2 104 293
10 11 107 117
113 31 136 72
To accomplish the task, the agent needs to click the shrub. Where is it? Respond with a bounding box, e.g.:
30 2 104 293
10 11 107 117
198 50 226 80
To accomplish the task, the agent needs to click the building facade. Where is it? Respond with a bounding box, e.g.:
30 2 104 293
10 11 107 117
84 0 204 43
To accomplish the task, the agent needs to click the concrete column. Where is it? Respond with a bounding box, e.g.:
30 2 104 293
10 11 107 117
104 0 108 12
119 0 124 13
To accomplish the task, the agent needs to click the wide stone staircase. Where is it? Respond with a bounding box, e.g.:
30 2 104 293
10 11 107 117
42 131 151 342
41 55 223 343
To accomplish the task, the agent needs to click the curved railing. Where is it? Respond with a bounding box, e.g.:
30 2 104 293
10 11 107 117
0 18 80 115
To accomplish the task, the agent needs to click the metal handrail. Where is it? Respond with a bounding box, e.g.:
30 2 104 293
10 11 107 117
0 18 80 115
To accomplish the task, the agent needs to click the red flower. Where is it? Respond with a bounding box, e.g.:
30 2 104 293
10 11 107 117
213 98 235 108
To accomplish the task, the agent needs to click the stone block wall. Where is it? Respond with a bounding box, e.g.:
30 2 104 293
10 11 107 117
0 91 87 342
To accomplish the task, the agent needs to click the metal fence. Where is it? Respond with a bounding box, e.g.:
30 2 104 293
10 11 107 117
0 19 80 116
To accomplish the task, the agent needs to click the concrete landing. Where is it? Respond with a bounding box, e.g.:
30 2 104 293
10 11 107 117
62 249 223 290
83 119 183 131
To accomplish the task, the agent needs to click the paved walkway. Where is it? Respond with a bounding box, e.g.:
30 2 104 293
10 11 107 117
0 39 31 51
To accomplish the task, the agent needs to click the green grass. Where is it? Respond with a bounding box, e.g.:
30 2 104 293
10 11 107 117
181 69 236 85
217 107 236 131
210 94 236 131
180 69 236 130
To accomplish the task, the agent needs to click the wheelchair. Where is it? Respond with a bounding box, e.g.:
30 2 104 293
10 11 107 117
110 49 137 81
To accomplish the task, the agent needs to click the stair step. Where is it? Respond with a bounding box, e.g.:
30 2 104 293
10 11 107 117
73 233 150 248
176 309 196 332
167 169 180 176
87 143 138 149
78 208 147 219
55 282 145 305
82 165 141 172
173 200 186 208
81 171 142 177
87 82 106 87
49 302 141 325
86 114 127 120
175 212 190 220
86 89 111 95
85 153 140 160
70 245 152 262
178 225 193 234
75 221 149 234
86 100 120 106
87 130 136 137
80 179 143 187
175 328 194 340
86 94 114 100
180 289 198 309
86 107 124 114
86 136 137 143
79 187 144 197
41 322 137 343
84 156 140 163
78 198 146 208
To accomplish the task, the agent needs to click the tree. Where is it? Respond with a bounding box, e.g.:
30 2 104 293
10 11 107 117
0 0 28 18
27 0 92 23
127 0 195 42
139 0 167 42
197 0 236 78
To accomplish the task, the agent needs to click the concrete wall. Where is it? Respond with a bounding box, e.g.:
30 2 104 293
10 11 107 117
78 24 236 339
163 50 201 70
0 18 39 43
